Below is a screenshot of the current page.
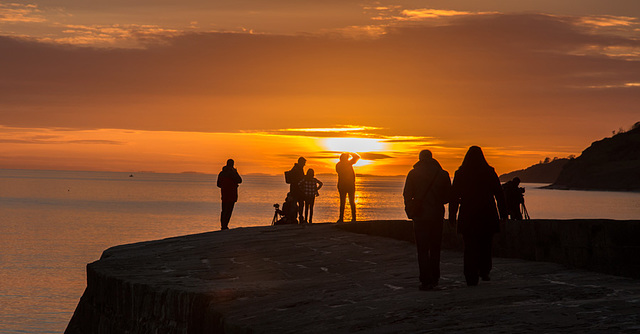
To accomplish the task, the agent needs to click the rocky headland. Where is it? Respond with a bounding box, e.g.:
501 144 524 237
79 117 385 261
501 122 640 191
550 125 640 191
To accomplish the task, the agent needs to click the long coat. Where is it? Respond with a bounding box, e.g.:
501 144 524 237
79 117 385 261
449 167 506 235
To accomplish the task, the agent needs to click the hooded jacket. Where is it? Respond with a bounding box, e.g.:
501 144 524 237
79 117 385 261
403 158 451 222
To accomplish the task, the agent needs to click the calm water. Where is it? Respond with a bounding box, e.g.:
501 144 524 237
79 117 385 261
0 169 638 333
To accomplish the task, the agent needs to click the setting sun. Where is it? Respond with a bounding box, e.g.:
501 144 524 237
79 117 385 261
323 137 386 153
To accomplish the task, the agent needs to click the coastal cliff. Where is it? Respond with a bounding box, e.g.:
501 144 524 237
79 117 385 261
499 122 640 190
550 125 640 191
66 220 640 333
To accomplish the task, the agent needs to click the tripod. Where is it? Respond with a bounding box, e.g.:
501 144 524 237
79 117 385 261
521 202 530 220
272 204 281 225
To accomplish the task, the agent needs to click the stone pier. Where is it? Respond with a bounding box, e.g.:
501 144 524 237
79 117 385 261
66 220 640 333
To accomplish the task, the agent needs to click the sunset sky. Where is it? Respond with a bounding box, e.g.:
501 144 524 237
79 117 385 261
1 1 639 176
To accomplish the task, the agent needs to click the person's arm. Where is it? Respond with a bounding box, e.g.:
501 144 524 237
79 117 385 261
216 172 223 188
234 169 242 184
403 172 414 206
316 179 323 190
492 173 507 220
350 152 361 165
448 174 460 225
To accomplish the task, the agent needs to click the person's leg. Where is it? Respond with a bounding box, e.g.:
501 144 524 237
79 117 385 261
426 221 444 286
348 190 356 222
413 221 431 288
478 233 494 280
514 206 523 220
462 234 480 286
303 200 310 223
220 202 234 230
220 202 227 229
338 190 346 222
308 197 315 223
297 197 305 223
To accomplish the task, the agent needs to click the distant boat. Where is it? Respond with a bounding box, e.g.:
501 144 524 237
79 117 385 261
129 174 134 177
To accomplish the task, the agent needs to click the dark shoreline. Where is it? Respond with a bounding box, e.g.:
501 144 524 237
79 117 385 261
542 184 640 192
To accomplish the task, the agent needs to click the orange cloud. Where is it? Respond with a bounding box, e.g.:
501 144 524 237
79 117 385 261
400 8 476 19
0 3 45 23
579 15 637 27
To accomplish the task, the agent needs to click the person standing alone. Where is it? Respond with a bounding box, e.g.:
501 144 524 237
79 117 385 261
403 150 451 290
336 152 360 222
217 159 242 230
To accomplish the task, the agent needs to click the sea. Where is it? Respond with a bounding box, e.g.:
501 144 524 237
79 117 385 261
0 169 639 333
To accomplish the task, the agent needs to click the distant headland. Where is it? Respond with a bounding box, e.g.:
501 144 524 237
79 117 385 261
501 122 640 191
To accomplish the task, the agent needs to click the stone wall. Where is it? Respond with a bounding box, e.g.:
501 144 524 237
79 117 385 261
336 219 640 279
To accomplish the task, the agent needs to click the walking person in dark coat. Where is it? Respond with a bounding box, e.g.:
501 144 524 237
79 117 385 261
449 146 507 286
403 150 452 290
287 157 306 223
217 159 242 230
336 152 360 222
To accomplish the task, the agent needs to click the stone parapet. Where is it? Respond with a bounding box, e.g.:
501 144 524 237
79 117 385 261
337 219 640 279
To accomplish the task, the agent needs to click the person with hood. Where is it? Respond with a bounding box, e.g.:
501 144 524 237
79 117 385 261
403 149 451 291
217 159 242 230
336 152 360 222
286 157 307 223
449 146 507 286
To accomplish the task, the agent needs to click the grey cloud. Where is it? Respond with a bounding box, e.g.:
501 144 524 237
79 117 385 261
0 138 125 145
0 13 639 136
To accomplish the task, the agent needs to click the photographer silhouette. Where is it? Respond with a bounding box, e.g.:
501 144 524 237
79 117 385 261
502 177 526 220
272 193 298 225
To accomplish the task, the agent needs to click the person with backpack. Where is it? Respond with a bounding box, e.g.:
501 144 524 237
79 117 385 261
286 157 306 223
403 150 451 291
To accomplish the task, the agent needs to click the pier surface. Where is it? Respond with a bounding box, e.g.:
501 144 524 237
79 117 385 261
66 222 640 333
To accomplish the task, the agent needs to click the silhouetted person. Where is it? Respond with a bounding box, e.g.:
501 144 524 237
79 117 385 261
502 177 524 220
286 157 306 223
274 192 298 225
298 168 323 223
449 146 506 286
403 150 451 290
217 159 242 230
336 152 360 222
